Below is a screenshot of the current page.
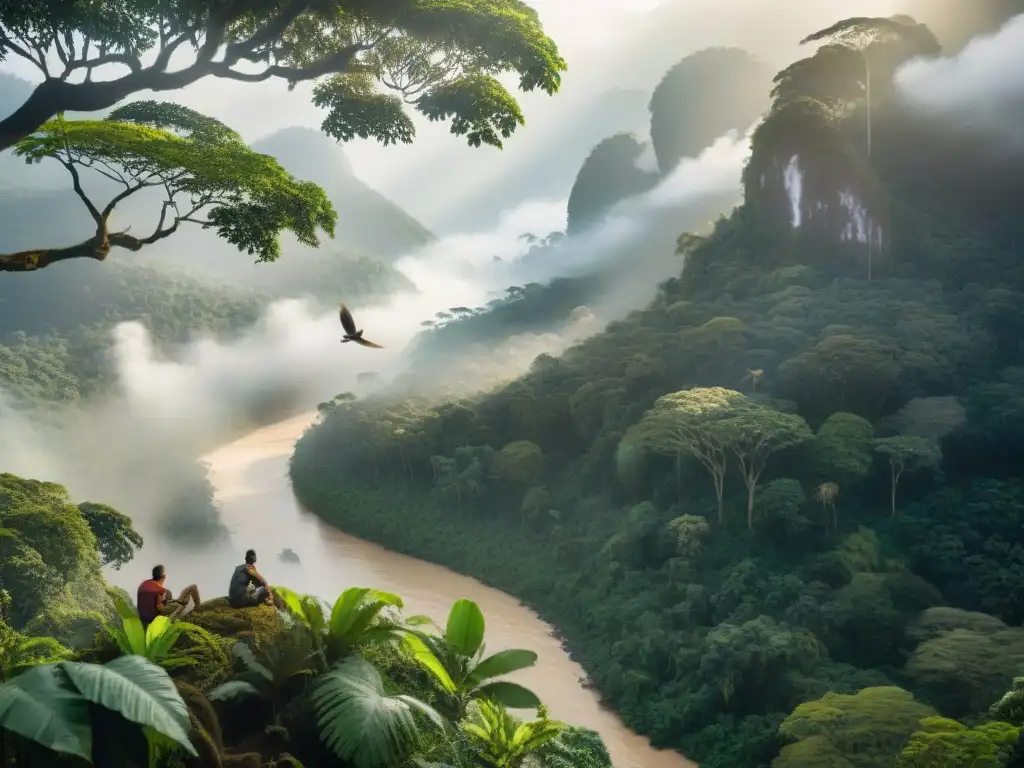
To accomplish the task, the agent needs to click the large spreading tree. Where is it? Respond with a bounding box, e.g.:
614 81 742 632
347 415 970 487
0 1 566 152
0 101 336 271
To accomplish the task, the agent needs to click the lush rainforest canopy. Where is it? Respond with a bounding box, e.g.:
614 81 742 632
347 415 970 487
290 10 1024 768
0 0 566 155
5 4 1024 768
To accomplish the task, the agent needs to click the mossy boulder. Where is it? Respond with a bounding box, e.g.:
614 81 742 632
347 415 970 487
188 598 284 648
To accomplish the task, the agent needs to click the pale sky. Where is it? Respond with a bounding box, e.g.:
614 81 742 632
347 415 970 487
0 0 900 230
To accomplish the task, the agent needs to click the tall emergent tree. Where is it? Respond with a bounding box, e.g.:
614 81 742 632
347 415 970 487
0 1 567 152
0 101 336 272
797 15 940 157
873 435 942 516
718 403 813 530
627 387 748 524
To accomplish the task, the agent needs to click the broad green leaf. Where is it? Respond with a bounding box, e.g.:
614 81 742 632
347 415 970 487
474 681 542 710
346 603 393 644
301 595 329 638
0 664 91 761
445 599 485 657
271 585 306 617
111 596 146 655
470 649 538 683
113 595 140 623
405 615 436 627
313 656 434 768
60 656 196 756
368 590 404 609
402 633 456 692
396 694 447 731
144 617 182 662
330 587 372 638
361 625 405 646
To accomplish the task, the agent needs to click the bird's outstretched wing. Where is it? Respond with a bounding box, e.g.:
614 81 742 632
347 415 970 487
353 337 384 349
339 303 357 335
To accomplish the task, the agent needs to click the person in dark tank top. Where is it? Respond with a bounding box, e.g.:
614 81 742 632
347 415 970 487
228 549 274 608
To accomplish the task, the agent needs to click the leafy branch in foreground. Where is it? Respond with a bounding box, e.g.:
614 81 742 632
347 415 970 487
1 101 336 273
0 1 567 153
0 655 197 763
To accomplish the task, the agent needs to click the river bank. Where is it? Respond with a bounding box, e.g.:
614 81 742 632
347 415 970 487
286 420 700 768
111 413 696 768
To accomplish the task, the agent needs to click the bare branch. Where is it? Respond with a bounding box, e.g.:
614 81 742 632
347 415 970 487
54 126 103 228
79 156 131 187
100 181 148 219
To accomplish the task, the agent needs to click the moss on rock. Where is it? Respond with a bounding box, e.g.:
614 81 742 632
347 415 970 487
188 598 284 649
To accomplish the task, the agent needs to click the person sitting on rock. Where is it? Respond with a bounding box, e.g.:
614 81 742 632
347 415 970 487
228 549 274 609
137 565 201 628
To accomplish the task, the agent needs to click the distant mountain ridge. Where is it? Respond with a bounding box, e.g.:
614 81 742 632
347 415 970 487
0 73 434 266
252 126 435 259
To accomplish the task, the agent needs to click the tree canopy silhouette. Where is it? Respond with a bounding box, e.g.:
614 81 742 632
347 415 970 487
0 0 567 152
0 101 336 272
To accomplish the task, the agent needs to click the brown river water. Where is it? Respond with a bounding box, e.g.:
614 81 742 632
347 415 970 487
109 412 696 768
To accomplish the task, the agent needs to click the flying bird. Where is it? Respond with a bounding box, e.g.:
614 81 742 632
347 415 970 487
339 303 384 349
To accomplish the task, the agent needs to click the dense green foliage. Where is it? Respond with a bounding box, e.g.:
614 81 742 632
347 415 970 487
0 0 566 155
290 11 1024 768
1 101 337 272
0 471 610 768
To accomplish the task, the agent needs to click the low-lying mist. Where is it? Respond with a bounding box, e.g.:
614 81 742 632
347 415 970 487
0 126 751 559
895 12 1024 146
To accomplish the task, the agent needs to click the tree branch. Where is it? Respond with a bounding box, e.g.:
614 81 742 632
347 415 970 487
0 238 110 272
223 0 312 65
64 52 144 75
209 44 368 84
100 181 148 219
0 197 188 273
79 156 131 187
52 28 69 67
0 32 39 69
0 28 364 152
58 153 103 229
108 206 180 251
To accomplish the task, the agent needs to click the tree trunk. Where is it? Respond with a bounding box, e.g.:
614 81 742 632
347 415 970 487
746 478 756 530
676 452 682 503
890 462 900 517
714 471 725 525
864 55 872 159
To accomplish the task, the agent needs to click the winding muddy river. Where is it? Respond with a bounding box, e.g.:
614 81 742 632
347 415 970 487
112 413 696 768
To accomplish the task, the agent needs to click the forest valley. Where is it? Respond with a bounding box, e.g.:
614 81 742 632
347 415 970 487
0 3 614 768
289 13 1024 768
0 474 611 768
4 3 1024 768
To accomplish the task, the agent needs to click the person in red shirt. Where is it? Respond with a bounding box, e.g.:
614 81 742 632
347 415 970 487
137 565 200 627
